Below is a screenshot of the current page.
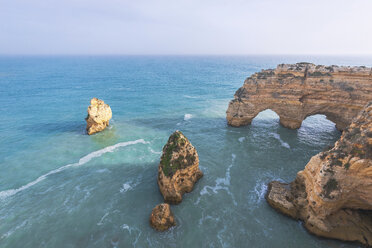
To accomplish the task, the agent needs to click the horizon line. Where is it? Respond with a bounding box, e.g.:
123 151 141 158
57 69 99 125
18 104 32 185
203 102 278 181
1 53 372 57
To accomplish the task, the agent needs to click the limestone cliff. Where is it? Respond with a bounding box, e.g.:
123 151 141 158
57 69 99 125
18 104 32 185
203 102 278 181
149 203 176 231
227 63 372 130
158 131 203 204
266 102 372 246
85 98 112 135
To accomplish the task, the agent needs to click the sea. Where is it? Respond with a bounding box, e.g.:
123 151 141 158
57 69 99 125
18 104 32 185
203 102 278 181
0 55 371 248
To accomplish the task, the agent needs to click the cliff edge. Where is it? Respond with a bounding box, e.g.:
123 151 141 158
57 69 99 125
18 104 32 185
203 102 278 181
227 63 372 130
266 101 372 246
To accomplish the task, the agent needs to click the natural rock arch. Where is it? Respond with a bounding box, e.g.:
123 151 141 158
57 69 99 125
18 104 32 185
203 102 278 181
226 63 372 131
226 63 372 245
251 109 279 122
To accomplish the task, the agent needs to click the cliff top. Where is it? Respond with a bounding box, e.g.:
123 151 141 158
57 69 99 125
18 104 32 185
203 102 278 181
160 131 198 177
253 62 372 78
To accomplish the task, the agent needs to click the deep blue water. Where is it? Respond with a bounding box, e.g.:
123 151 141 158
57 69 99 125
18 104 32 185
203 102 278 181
0 55 371 248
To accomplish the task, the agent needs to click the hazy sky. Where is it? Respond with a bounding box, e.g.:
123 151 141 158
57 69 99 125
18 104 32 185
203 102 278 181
1 0 372 55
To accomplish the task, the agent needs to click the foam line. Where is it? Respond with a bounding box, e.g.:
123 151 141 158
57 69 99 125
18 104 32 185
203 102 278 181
0 139 148 200
197 154 237 206
184 114 193 121
271 133 290 149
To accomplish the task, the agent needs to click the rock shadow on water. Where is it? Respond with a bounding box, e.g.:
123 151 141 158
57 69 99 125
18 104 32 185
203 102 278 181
19 120 86 135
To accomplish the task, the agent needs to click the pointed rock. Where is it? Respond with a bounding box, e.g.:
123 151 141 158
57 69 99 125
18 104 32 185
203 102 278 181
158 131 203 204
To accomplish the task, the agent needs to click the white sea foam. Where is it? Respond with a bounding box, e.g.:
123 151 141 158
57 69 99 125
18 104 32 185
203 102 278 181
97 212 109 226
95 168 110 173
183 95 199 99
121 224 142 246
271 133 290 149
217 224 228 247
120 183 132 193
149 147 161 155
198 213 220 226
253 180 268 203
248 176 283 207
197 154 237 206
121 224 131 234
120 177 142 193
238 137 245 143
184 114 193 121
0 139 148 200
0 219 28 239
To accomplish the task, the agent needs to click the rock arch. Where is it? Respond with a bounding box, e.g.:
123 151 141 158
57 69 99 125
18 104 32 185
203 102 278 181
226 63 372 131
251 108 279 121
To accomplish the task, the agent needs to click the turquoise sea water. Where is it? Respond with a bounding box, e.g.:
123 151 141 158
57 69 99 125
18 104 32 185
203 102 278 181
0 56 371 248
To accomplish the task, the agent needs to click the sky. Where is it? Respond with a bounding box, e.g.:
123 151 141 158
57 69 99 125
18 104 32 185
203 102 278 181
0 0 372 55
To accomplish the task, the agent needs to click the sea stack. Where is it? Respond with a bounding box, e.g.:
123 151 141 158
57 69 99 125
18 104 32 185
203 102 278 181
85 98 112 135
226 63 372 130
149 203 176 231
157 131 203 204
266 101 372 246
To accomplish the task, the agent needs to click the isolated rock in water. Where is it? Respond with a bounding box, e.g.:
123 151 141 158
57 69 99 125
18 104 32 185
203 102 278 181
149 203 176 231
266 101 372 246
85 98 112 135
227 63 372 130
158 131 203 204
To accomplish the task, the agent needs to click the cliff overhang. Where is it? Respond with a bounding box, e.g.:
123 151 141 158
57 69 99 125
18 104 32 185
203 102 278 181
226 63 372 130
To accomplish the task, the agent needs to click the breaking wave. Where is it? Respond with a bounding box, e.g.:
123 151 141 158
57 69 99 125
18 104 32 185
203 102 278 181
184 114 193 121
0 139 148 200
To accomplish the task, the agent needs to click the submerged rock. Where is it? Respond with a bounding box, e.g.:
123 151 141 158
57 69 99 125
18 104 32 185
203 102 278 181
149 203 175 231
266 102 372 246
227 63 372 130
85 98 112 135
158 131 203 204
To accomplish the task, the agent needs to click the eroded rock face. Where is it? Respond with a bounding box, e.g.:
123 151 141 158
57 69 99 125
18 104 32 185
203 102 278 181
227 63 372 130
149 203 175 231
158 131 203 204
266 102 372 246
85 98 112 135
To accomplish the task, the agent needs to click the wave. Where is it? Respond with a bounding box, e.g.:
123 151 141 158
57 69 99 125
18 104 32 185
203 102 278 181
121 224 142 246
97 212 109 226
253 180 268 203
238 137 245 143
183 95 199 99
184 114 193 121
271 133 290 149
197 154 237 206
120 183 132 193
248 175 283 208
148 147 162 155
0 139 148 200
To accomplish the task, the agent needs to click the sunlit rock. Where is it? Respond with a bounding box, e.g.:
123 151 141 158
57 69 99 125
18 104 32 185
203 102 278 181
85 98 112 135
149 203 176 231
227 63 372 130
157 131 203 204
266 102 372 246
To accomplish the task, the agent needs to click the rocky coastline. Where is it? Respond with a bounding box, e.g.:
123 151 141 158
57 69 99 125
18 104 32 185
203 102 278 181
227 63 372 246
227 63 372 130
266 101 372 246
